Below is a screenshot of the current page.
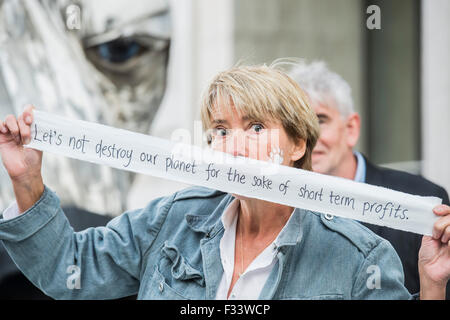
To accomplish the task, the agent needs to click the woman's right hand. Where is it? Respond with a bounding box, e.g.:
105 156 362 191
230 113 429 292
0 105 43 181
0 105 45 213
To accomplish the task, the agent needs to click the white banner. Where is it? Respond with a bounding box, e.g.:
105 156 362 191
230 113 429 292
25 110 442 236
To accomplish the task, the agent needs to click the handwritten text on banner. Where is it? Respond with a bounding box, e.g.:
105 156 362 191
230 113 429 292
25 110 442 236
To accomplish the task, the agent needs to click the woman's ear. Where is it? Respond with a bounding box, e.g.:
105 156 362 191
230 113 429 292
290 138 307 162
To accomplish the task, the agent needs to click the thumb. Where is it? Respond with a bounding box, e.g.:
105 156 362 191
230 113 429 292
422 235 434 245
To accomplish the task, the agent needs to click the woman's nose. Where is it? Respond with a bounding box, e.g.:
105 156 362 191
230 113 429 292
229 130 248 157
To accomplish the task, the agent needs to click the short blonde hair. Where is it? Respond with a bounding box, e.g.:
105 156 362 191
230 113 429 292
200 64 320 171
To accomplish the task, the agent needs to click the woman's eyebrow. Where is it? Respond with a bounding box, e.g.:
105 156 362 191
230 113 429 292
212 119 228 125
212 115 260 125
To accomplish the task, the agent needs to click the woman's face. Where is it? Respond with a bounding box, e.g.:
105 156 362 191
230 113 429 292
208 102 306 168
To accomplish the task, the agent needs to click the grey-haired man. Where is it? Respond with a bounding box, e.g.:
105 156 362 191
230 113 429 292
288 61 450 298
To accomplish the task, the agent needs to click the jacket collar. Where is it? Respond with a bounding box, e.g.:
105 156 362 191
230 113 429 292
274 208 305 247
185 194 306 248
362 154 383 186
185 194 234 236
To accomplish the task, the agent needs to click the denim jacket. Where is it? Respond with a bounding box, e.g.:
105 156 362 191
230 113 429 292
0 185 413 300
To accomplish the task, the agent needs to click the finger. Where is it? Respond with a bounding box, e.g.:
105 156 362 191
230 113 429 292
0 121 8 134
23 105 35 125
432 214 450 240
5 115 20 143
440 225 450 244
433 204 450 216
17 115 31 145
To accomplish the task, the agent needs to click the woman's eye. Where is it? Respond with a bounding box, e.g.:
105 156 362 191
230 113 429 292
213 128 228 137
250 123 264 133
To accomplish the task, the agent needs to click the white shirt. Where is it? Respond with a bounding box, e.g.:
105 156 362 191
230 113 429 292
215 199 295 300
2 201 21 220
353 151 367 183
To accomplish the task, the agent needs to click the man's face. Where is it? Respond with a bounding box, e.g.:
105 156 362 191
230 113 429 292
311 101 354 176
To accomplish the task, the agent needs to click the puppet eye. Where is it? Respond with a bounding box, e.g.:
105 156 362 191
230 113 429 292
96 38 144 64
85 35 169 75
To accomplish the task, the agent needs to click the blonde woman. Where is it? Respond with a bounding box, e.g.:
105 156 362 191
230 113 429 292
0 64 449 300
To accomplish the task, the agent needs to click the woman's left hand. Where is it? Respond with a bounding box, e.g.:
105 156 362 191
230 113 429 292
418 204 450 299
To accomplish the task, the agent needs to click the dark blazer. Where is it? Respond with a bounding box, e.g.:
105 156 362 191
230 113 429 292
361 156 450 299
